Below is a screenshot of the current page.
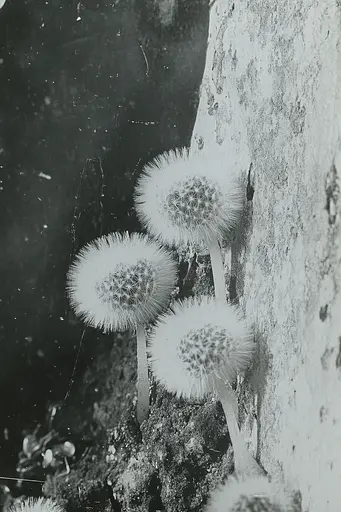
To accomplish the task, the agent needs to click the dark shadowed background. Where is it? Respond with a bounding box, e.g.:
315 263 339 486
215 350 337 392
0 0 209 495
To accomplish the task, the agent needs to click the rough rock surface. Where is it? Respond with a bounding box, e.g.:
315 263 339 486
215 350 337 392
192 1 341 511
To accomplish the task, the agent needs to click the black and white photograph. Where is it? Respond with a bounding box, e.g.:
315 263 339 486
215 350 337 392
0 0 340 511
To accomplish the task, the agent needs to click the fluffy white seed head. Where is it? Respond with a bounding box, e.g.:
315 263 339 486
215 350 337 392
134 147 244 246
205 475 295 512
67 232 177 332
9 498 65 512
148 296 254 399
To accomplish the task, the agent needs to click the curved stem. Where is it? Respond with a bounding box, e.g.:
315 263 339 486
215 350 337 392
207 236 227 305
136 323 149 425
214 377 264 477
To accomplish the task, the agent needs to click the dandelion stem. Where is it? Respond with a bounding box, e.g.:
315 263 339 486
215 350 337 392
215 378 264 477
207 236 227 304
136 323 149 424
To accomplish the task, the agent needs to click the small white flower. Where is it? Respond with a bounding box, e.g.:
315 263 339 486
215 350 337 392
67 231 177 332
134 147 244 246
9 498 65 512
205 475 295 512
148 295 254 399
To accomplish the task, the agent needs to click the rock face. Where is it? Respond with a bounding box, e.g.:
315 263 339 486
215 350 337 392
192 1 341 512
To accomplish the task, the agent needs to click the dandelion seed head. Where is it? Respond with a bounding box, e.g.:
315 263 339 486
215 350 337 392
134 147 244 246
10 498 65 512
148 295 254 399
178 325 236 379
67 232 177 332
165 175 222 231
95 260 156 310
205 475 295 512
